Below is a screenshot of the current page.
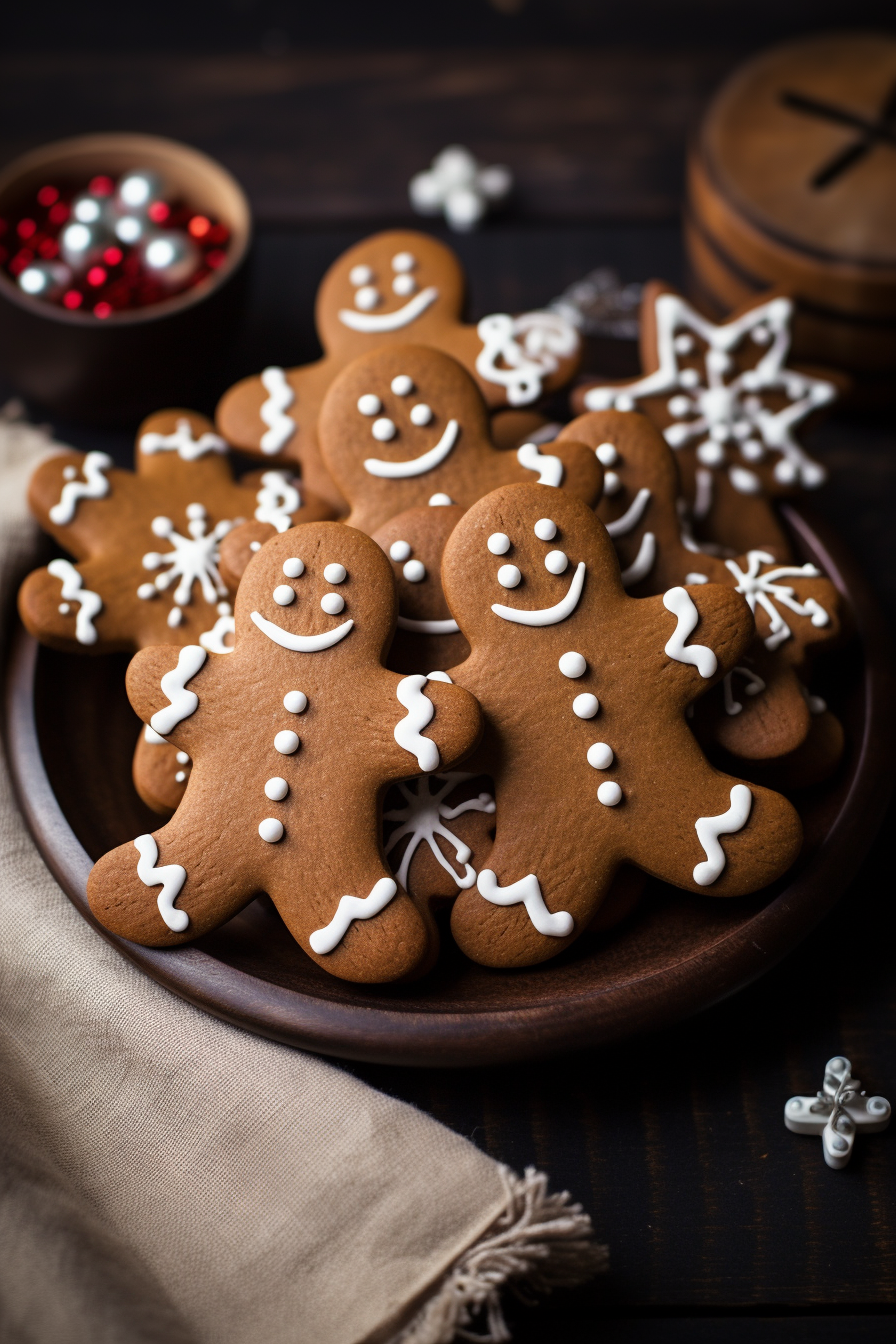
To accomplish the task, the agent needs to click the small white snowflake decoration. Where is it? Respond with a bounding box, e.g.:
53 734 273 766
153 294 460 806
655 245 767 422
409 145 512 232
785 1056 890 1169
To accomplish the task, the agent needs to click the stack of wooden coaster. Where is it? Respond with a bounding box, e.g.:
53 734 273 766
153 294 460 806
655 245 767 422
686 32 896 403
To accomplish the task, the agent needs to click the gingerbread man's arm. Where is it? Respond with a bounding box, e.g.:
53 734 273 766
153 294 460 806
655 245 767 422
377 671 483 782
543 439 603 507
26 451 120 558
125 643 216 755
633 583 754 706
18 556 125 655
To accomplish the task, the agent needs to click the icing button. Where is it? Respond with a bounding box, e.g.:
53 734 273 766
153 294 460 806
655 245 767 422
259 817 285 842
559 652 586 679
274 730 300 755
573 693 599 719
597 781 623 806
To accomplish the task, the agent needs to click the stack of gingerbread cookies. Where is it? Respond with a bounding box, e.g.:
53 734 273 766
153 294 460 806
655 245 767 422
18 229 847 984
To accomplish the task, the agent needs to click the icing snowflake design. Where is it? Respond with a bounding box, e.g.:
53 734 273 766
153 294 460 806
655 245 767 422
584 294 835 495
725 549 830 651
384 772 495 890
139 504 233 626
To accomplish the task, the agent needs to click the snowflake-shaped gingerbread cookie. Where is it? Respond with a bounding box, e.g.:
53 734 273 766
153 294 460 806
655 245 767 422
216 230 581 512
440 483 803 968
86 522 483 983
573 284 844 557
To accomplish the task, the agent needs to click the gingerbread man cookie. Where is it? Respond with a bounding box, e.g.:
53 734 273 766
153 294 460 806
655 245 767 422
216 229 581 512
440 483 802 968
87 522 482 983
572 284 844 557
556 409 843 764
18 409 333 814
317 343 602 535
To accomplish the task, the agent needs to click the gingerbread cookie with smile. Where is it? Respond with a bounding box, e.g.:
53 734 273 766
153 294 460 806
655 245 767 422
216 229 581 512
441 483 802 968
317 343 602 535
87 521 483 983
556 409 843 765
572 283 845 557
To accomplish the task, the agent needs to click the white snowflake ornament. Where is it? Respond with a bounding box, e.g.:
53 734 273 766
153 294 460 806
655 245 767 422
785 1057 890 1169
409 145 512 233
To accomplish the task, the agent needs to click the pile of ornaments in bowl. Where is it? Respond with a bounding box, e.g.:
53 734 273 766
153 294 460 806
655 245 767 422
1 168 230 317
18 228 851 985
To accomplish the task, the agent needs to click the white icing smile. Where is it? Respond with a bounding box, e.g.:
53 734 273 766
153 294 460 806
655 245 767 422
250 609 354 651
396 615 460 634
364 419 459 479
338 286 439 333
491 561 586 626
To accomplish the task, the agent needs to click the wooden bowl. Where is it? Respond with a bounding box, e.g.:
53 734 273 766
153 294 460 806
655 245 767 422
6 508 895 1067
0 133 251 424
685 32 896 402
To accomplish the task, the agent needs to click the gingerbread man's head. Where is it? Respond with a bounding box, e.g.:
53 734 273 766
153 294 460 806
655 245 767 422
319 344 602 534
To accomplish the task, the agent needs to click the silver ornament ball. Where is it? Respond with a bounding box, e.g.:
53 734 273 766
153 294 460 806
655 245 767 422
17 260 72 300
141 230 201 288
116 169 165 214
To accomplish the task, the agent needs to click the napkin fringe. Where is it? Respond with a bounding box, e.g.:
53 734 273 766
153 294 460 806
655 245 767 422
390 1164 607 1344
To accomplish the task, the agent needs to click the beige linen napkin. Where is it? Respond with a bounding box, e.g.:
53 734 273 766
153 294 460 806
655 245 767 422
0 405 604 1344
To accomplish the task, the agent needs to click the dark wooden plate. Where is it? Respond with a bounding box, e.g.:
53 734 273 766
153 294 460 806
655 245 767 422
6 507 895 1067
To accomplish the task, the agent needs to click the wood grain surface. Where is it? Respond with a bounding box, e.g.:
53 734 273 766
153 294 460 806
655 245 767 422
2 35 895 1338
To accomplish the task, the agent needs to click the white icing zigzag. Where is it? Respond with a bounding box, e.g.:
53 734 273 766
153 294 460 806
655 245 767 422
254 470 301 532
384 772 495 890
693 785 752 886
150 645 207 737
662 587 718 678
47 559 102 644
393 674 440 772
725 550 829 651
139 419 226 461
308 877 398 954
134 833 188 932
260 366 296 455
49 452 112 525
476 311 579 407
477 869 573 938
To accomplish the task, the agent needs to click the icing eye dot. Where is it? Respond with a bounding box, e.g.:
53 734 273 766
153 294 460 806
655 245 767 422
372 417 396 441
250 541 261 552
410 403 433 426
497 564 521 589
357 393 381 416
559 651 587 679
392 274 417 297
534 518 557 541
429 493 454 506
597 781 623 807
403 559 426 583
349 264 373 286
324 563 347 583
573 693 599 719
274 730 300 755
273 584 295 606
595 443 618 467
545 550 568 575
697 441 725 467
283 557 304 577
265 777 289 801
392 251 416 272
587 742 613 770
487 532 510 555
603 472 621 495
674 334 695 355
391 374 414 396
321 592 345 615
283 691 307 714
63 465 77 480
259 817 285 842
389 540 412 562
355 285 380 311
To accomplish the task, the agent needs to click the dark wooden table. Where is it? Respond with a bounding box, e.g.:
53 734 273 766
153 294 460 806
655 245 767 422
2 30 895 1341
